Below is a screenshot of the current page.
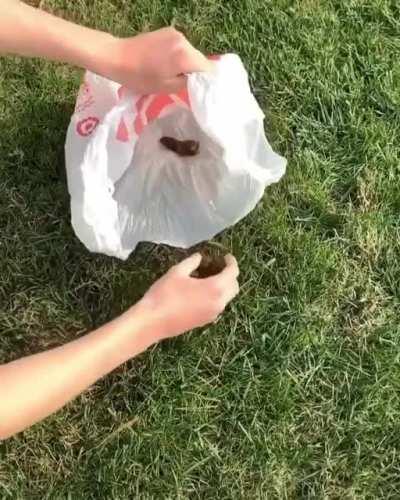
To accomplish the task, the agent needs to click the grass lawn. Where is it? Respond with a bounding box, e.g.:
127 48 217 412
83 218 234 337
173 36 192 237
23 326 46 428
1 0 400 498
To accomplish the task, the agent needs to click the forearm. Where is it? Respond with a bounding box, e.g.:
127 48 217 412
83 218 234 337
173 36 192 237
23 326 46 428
0 302 156 439
0 0 113 74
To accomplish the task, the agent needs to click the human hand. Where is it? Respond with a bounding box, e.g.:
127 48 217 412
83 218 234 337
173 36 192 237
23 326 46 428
1 4 212 95
137 253 239 340
100 27 213 94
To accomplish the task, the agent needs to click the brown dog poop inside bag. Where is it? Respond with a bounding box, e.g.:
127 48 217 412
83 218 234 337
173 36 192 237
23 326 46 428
160 137 200 157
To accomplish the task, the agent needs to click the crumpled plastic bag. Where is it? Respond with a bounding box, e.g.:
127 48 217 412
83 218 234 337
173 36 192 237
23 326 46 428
65 54 286 260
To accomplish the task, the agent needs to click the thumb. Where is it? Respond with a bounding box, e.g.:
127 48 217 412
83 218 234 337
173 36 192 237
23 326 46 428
174 253 202 276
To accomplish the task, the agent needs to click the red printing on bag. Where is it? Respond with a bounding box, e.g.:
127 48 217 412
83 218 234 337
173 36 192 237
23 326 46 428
131 91 191 138
75 81 95 113
116 118 129 142
76 116 99 136
114 85 192 141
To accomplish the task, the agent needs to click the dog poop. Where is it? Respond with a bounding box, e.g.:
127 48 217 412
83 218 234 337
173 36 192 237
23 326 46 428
160 136 200 157
191 252 226 279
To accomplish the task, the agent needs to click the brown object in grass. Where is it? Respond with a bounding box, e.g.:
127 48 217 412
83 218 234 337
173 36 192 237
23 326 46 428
191 252 226 279
160 136 200 156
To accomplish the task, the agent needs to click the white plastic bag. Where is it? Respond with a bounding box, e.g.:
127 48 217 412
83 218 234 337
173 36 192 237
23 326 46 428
65 54 286 260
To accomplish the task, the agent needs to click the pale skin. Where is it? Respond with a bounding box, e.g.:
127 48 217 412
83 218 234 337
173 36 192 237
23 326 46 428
0 1 239 439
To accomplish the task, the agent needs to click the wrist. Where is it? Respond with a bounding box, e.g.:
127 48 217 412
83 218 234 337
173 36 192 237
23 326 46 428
77 30 121 82
0 1 117 70
113 299 168 356
130 297 171 342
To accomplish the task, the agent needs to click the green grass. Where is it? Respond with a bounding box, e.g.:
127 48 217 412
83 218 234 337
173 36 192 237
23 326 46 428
1 0 400 497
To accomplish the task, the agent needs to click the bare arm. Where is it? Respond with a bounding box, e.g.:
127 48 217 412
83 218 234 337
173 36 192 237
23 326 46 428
0 254 239 439
0 304 154 440
0 0 113 68
0 0 212 93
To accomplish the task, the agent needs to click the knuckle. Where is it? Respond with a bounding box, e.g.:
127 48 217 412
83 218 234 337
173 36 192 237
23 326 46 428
172 45 188 67
164 26 176 35
214 298 226 314
170 28 186 42
170 36 189 66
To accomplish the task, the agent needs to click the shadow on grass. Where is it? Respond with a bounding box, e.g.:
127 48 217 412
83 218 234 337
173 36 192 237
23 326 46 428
0 96 170 359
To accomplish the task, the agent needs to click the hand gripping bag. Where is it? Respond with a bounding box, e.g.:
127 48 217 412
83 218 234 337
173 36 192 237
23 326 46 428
65 54 286 260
